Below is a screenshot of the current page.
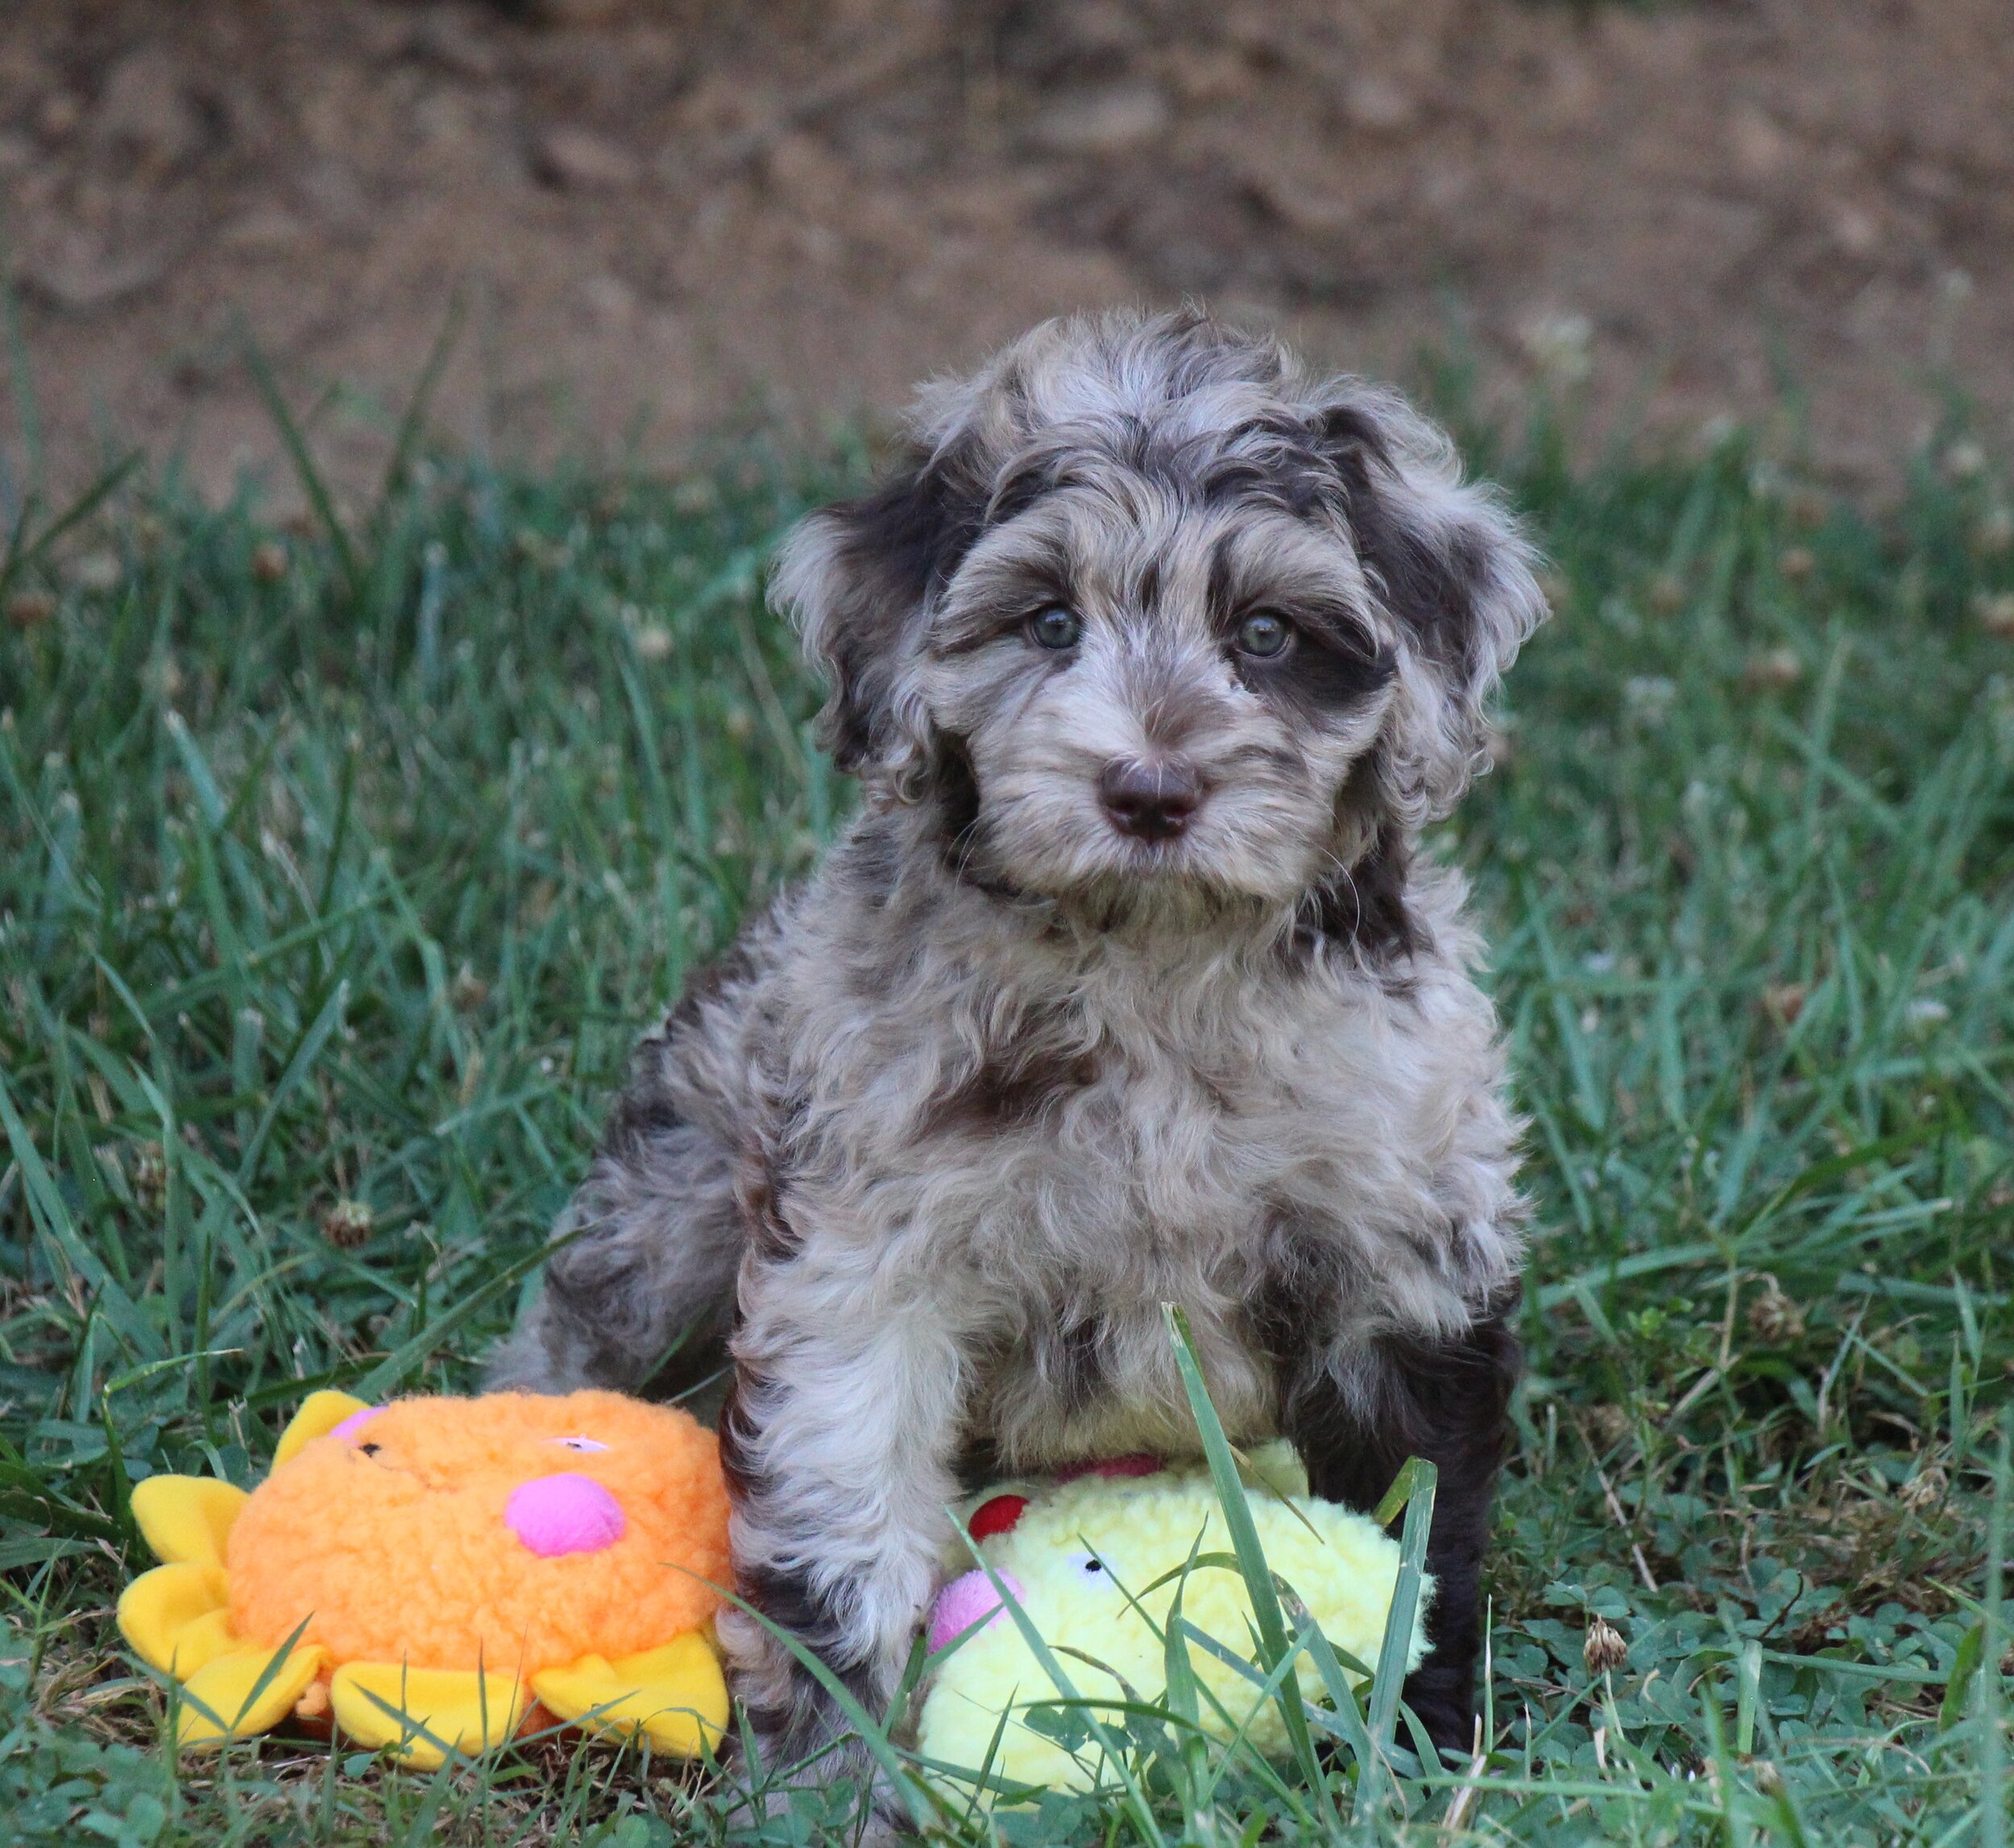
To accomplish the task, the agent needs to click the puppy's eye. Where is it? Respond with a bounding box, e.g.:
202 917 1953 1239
358 1443 382 1457
1235 612 1292 659
1028 606 1082 651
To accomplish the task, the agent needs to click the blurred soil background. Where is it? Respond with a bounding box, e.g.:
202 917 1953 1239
3 0 2012 504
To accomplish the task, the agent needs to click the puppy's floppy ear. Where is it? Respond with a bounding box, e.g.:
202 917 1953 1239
1312 387 1548 822
768 444 985 789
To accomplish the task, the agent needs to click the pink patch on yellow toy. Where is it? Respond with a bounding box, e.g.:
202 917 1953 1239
929 1568 1022 1651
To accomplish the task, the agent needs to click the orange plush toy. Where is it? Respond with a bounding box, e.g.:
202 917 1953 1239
116 1389 733 1767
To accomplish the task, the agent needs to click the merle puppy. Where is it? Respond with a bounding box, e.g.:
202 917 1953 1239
491 309 1545 1792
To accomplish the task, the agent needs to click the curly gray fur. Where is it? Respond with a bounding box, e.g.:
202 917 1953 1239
489 308 1548 1803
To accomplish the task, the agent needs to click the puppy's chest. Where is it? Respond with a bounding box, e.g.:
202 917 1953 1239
918 992 1374 1280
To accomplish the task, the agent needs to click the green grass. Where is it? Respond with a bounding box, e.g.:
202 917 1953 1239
2 383 2012 1844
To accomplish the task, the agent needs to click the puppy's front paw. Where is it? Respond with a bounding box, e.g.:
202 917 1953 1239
718 1606 917 1832
730 1699 916 1843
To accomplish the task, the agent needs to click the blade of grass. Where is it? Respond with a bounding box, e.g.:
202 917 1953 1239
1357 1461 1437 1816
373 292 466 528
238 320 361 599
0 452 141 603
1981 1428 2008 1848
1164 1303 1342 1833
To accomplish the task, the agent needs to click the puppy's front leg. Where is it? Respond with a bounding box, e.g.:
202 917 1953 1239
717 1260 967 1813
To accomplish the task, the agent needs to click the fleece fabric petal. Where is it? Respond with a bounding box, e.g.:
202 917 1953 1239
272 1390 374 1468
118 1563 233 1675
532 1633 728 1755
329 1662 527 1767
131 1476 249 1568
173 1644 326 1749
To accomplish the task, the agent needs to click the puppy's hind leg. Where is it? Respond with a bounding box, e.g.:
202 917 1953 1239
486 1117 744 1398
1282 1302 1521 1761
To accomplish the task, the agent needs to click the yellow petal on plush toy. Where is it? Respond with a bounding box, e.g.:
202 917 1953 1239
173 1643 326 1749
330 1662 528 1767
131 1476 249 1568
118 1563 234 1675
532 1632 728 1755
271 1390 373 1468
165 1607 241 1677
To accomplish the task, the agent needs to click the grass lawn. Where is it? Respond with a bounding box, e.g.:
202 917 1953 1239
2 386 2012 1845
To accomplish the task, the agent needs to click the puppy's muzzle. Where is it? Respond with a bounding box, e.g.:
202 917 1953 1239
1098 757 1203 843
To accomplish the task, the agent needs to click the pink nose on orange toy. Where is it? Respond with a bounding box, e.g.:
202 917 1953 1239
505 1472 627 1557
929 1568 1023 1652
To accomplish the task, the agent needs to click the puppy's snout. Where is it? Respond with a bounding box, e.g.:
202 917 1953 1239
1098 758 1202 843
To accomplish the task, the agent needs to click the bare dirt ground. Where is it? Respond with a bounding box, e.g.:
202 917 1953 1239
5 0 2012 506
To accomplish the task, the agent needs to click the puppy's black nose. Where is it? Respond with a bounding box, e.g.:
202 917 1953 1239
1099 758 1201 842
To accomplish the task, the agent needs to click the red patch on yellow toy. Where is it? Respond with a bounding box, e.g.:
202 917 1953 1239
118 1389 731 1766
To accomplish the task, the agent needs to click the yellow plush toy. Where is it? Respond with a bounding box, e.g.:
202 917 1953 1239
117 1389 732 1767
916 1449 1429 1796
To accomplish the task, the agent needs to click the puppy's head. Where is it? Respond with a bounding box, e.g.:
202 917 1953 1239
773 310 1545 927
